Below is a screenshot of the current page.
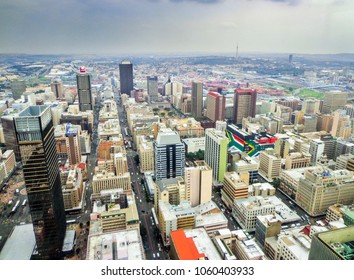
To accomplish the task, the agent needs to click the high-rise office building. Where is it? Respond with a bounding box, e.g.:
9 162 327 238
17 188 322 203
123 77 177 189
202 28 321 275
1 114 21 161
184 160 212 207
76 67 93 111
301 99 321 115
119 61 134 95
303 115 317 133
10 79 26 100
204 128 228 183
259 149 281 181
234 89 257 125
296 169 354 216
14 105 66 259
206 91 225 122
309 139 324 164
191 81 203 118
164 81 183 96
154 128 185 181
322 91 348 114
65 124 81 165
147 76 159 102
51 79 64 99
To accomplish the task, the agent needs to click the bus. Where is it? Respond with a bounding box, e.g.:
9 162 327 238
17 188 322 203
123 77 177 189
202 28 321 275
66 219 77 224
124 127 129 137
22 199 27 207
11 200 20 214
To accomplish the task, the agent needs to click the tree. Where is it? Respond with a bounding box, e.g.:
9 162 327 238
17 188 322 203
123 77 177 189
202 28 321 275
272 178 280 189
168 111 174 116
79 222 83 229
164 107 171 112
196 149 204 160
160 112 166 117
153 108 159 112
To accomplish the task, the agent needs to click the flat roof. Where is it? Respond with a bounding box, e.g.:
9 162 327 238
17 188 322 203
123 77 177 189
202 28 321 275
87 228 144 260
170 229 206 260
0 224 35 260
62 230 76 253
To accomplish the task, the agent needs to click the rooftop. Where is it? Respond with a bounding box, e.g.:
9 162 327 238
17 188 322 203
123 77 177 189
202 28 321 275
87 228 144 260
0 224 36 260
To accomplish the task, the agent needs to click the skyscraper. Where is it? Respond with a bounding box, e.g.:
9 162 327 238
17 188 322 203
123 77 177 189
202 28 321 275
322 91 348 114
1 114 21 161
51 79 64 99
191 81 203 118
76 67 93 111
206 91 225 122
309 139 324 164
119 61 134 95
154 128 185 181
14 105 66 259
184 160 212 207
233 89 257 125
204 128 228 183
147 75 159 102
65 123 81 165
10 79 26 100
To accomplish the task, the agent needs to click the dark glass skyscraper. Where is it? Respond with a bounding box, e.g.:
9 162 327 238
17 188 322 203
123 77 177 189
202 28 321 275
14 105 66 259
76 67 93 111
119 61 134 95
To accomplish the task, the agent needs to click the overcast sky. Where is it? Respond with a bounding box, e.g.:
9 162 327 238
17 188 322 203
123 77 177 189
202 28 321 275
1 0 353 55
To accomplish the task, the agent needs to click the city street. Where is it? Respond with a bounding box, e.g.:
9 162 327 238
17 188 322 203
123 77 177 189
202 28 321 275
116 94 166 260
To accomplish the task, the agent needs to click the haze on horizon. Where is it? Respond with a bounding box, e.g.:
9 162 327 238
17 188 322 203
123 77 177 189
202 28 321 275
1 0 353 56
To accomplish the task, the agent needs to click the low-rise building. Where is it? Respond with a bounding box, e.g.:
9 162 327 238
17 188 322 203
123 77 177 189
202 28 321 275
232 196 300 232
1 150 16 176
92 171 131 194
296 168 354 216
182 137 205 153
137 135 154 173
221 172 249 209
158 200 226 246
170 228 222 260
86 228 145 260
284 152 311 170
90 189 139 233
61 166 84 210
265 228 311 260
309 226 354 260
255 215 282 247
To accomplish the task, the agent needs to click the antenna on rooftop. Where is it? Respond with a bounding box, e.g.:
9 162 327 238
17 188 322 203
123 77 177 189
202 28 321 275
236 43 239 61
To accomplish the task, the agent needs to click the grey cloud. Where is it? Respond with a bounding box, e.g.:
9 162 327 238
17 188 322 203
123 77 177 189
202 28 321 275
266 0 301 5
170 0 223 4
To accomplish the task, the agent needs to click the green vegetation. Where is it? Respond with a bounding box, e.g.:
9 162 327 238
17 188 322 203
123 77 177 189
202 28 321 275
297 89 324 99
186 149 204 161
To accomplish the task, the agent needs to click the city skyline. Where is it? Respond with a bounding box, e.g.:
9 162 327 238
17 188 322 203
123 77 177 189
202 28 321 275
1 0 354 55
